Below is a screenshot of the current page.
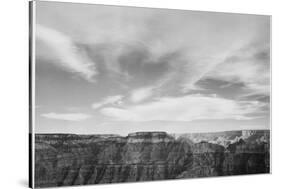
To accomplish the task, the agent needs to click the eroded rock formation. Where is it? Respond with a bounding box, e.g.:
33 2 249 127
35 130 270 187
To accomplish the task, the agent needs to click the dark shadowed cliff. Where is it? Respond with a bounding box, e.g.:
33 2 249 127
35 130 270 188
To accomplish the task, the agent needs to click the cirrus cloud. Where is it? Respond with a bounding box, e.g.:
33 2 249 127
129 87 154 103
36 24 97 81
202 44 270 95
92 95 124 109
100 94 265 122
41 112 91 121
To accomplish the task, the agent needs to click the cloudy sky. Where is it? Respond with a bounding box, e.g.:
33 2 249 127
34 1 270 135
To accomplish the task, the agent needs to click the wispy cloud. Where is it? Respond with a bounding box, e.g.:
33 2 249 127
36 24 97 81
129 87 154 103
92 95 123 109
100 94 265 122
41 112 91 121
203 44 270 95
37 5 270 94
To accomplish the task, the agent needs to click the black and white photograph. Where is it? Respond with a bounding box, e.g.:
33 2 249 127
31 1 271 188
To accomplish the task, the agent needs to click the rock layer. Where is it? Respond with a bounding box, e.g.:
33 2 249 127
35 131 270 188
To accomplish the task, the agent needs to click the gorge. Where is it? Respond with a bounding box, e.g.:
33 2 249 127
35 130 270 188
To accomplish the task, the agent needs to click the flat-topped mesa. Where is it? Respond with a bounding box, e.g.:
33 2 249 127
90 135 126 143
35 134 127 145
127 131 175 143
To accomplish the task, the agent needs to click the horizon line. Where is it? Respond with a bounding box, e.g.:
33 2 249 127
34 128 270 136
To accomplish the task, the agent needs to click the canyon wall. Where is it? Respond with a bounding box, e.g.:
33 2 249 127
35 130 270 188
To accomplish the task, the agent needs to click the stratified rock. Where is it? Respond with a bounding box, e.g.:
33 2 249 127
35 130 270 188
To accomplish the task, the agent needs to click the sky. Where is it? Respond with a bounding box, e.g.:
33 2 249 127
34 1 271 135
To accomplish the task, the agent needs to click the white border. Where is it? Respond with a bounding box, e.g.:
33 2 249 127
31 1 36 188
1 0 280 189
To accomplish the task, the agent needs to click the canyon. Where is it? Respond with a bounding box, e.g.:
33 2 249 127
35 130 270 188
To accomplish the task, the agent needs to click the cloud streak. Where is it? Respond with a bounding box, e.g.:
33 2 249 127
36 24 97 81
92 95 124 109
100 94 265 122
203 44 270 95
41 112 91 121
129 87 154 103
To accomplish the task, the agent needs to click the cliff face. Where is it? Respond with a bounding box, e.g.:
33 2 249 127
35 131 270 188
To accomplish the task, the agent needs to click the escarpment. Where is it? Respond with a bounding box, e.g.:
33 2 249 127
35 130 270 187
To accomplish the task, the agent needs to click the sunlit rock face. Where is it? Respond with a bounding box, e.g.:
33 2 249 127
35 130 270 188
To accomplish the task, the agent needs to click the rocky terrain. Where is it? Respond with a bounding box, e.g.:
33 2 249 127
35 130 270 188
